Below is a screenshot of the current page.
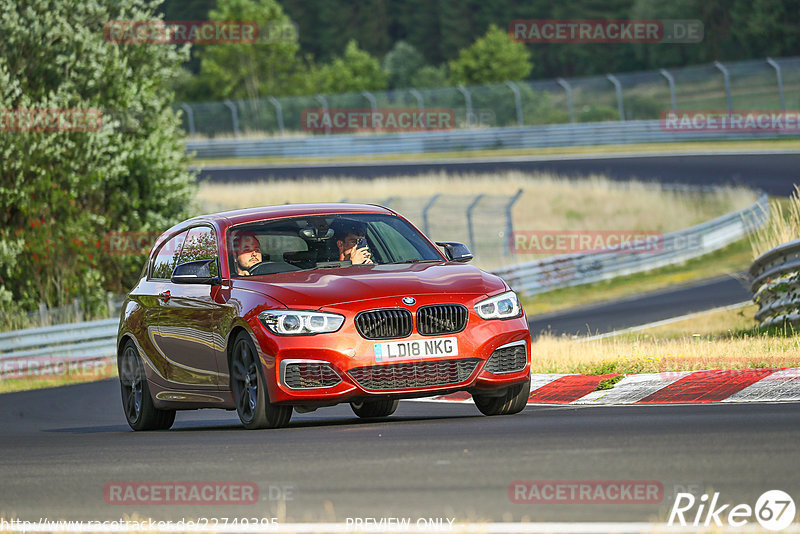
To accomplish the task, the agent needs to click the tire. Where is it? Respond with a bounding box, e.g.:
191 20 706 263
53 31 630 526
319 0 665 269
473 378 531 416
350 398 399 418
118 341 176 431
230 332 292 429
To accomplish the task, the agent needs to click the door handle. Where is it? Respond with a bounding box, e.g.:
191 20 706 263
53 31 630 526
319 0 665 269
158 290 171 303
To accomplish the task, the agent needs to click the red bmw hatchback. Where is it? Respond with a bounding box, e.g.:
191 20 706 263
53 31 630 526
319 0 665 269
117 204 531 430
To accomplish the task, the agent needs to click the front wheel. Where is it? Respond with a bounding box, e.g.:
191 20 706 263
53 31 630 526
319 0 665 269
118 341 175 431
350 398 399 418
230 332 292 429
473 378 531 416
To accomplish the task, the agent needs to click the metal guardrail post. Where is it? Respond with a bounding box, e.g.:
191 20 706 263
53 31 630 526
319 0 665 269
223 100 240 137
382 196 395 208
361 91 378 114
505 81 524 126
422 194 441 236
659 69 677 110
179 103 195 136
315 94 330 135
766 58 786 112
503 189 524 256
606 74 625 121
267 97 285 134
107 292 115 317
466 194 484 252
409 89 424 114
556 78 574 123
457 85 473 127
713 61 733 115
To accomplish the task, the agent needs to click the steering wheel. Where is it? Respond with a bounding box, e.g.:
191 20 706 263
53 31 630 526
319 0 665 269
248 261 300 275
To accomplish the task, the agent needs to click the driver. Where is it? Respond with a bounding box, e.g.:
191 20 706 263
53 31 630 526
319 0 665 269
231 231 263 276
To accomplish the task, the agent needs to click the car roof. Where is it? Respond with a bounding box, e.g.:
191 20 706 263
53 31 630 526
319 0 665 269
187 203 396 227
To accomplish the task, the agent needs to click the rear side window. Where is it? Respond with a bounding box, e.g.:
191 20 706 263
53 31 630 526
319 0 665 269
150 230 187 279
178 226 219 276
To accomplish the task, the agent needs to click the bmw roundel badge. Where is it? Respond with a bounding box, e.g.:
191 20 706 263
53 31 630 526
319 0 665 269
402 297 416 305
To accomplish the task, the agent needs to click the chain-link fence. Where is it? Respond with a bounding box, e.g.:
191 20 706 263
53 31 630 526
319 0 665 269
177 56 800 138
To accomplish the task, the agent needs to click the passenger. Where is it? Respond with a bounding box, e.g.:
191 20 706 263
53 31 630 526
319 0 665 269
332 220 373 265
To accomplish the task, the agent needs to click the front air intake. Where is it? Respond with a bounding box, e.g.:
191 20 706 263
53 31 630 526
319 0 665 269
484 342 528 374
282 361 341 389
348 358 480 390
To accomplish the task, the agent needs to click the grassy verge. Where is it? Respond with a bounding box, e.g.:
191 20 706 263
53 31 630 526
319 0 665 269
191 138 800 167
521 237 754 317
0 359 116 394
532 303 800 375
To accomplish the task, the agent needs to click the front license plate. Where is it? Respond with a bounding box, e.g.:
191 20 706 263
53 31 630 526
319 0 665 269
374 337 458 363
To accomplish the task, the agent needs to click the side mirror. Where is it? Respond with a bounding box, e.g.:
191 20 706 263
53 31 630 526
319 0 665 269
435 241 473 263
171 259 221 285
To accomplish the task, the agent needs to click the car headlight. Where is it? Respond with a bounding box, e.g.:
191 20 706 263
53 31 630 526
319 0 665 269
258 310 345 335
474 291 522 320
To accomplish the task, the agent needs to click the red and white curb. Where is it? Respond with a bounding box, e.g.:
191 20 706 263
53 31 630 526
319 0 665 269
417 368 800 405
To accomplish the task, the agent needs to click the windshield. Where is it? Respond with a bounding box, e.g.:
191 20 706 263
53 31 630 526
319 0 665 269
227 213 443 276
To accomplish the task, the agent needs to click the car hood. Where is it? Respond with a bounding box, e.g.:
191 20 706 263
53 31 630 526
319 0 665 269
232 262 507 309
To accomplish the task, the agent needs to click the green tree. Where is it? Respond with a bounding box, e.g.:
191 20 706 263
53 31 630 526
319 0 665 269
448 24 532 85
410 65 448 89
311 40 387 94
0 0 195 317
197 0 305 100
382 41 426 89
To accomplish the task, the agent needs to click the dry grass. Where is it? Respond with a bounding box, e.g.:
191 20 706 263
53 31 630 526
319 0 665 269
750 187 800 259
531 304 800 374
197 171 757 270
638 303 758 338
197 171 756 229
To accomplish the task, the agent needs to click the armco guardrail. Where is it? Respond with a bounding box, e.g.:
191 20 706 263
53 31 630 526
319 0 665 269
186 120 797 160
750 238 800 327
495 193 768 296
0 318 118 378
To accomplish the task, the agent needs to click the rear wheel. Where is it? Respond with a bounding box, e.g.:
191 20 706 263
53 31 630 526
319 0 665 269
473 378 531 416
230 332 292 429
119 341 175 431
350 398 399 418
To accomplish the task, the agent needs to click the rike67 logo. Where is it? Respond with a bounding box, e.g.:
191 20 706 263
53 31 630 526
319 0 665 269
669 490 796 531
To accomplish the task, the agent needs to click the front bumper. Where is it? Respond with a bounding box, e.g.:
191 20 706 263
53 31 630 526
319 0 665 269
251 304 531 405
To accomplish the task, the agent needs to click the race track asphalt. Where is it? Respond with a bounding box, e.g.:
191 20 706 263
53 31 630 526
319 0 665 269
527 273 752 337
2 378 799 524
